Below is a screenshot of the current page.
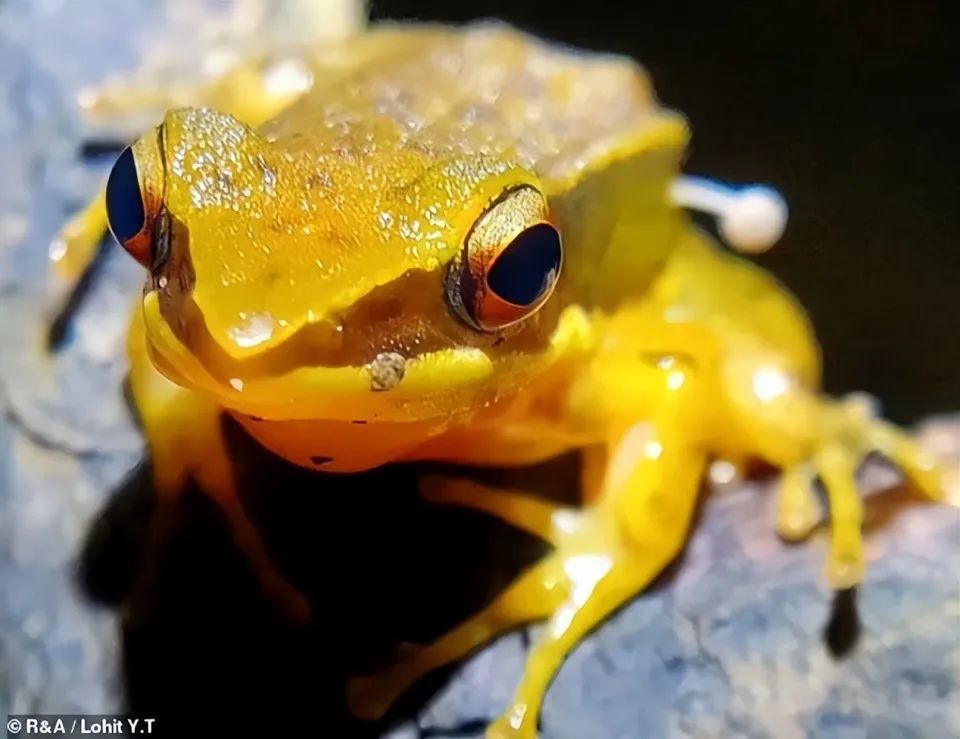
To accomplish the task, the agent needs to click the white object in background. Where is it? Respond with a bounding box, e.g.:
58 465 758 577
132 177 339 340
671 176 789 254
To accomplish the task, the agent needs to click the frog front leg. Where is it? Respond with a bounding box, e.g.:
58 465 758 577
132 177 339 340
124 309 310 623
348 365 709 739
487 422 707 739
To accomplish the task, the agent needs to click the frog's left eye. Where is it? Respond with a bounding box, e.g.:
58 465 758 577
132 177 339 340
105 146 153 267
447 186 562 332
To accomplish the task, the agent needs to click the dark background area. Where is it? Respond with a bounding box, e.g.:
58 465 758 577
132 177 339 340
370 0 958 424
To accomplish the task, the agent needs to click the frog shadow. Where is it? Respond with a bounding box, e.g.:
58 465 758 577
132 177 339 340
76 415 625 738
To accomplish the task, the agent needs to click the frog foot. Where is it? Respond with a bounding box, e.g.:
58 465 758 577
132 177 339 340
775 393 949 590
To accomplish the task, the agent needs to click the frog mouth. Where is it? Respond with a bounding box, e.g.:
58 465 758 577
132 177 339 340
143 286 495 420
141 288 590 423
142 237 566 421
156 267 555 376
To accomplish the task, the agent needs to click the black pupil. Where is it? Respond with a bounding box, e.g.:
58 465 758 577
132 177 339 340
486 224 561 306
105 147 145 244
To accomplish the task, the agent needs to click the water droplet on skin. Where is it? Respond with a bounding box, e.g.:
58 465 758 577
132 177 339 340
644 440 663 459
667 370 685 391
229 312 275 348
752 366 792 403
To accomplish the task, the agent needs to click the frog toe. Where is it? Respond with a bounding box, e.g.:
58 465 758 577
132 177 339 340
813 444 866 590
775 461 823 542
485 713 537 739
864 418 950 503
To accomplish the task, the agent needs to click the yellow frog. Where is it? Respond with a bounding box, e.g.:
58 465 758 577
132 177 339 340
49 18 948 739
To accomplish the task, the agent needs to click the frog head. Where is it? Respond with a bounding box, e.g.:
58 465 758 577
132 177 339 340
105 107 587 425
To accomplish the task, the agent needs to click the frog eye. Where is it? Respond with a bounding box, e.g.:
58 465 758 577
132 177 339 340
105 146 153 267
447 186 563 332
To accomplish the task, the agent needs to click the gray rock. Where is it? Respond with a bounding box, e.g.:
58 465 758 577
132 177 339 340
382 722 421 739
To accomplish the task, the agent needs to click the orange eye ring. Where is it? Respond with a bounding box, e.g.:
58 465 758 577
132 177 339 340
446 186 563 332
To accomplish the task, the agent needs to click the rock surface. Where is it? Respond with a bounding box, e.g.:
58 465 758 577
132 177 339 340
1 2 958 737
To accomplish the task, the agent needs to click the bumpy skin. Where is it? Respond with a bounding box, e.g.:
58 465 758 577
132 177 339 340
51 21 948 739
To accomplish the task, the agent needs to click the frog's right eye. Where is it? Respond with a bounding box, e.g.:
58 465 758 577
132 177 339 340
446 185 562 332
105 146 152 267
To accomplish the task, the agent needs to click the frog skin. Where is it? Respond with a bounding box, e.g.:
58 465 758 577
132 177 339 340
48 20 949 739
